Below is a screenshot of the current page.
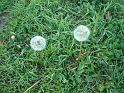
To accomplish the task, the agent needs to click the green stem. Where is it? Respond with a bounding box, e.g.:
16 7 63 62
78 41 83 59
80 41 83 54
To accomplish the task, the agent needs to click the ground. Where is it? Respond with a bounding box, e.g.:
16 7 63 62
0 0 124 93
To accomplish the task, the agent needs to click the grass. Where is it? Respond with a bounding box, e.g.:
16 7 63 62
0 0 124 93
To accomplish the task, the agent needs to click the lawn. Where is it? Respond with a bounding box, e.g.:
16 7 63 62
0 0 124 93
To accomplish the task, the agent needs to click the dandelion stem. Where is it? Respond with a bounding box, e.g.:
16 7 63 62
80 41 83 54
78 41 83 58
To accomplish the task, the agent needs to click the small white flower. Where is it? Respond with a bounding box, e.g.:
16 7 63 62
30 36 46 51
11 35 15 40
74 25 90 41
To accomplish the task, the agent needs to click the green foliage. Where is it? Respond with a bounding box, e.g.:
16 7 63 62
0 0 14 11
0 0 124 93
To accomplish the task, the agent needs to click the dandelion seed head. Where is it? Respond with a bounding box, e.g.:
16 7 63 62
74 25 90 42
30 36 46 51
11 35 15 40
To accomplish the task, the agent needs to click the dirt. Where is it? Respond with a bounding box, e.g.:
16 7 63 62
0 11 9 27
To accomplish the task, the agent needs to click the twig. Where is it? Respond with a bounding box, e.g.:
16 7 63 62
23 78 42 93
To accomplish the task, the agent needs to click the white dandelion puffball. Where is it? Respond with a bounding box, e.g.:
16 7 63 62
30 36 46 51
74 25 90 42
11 35 15 40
